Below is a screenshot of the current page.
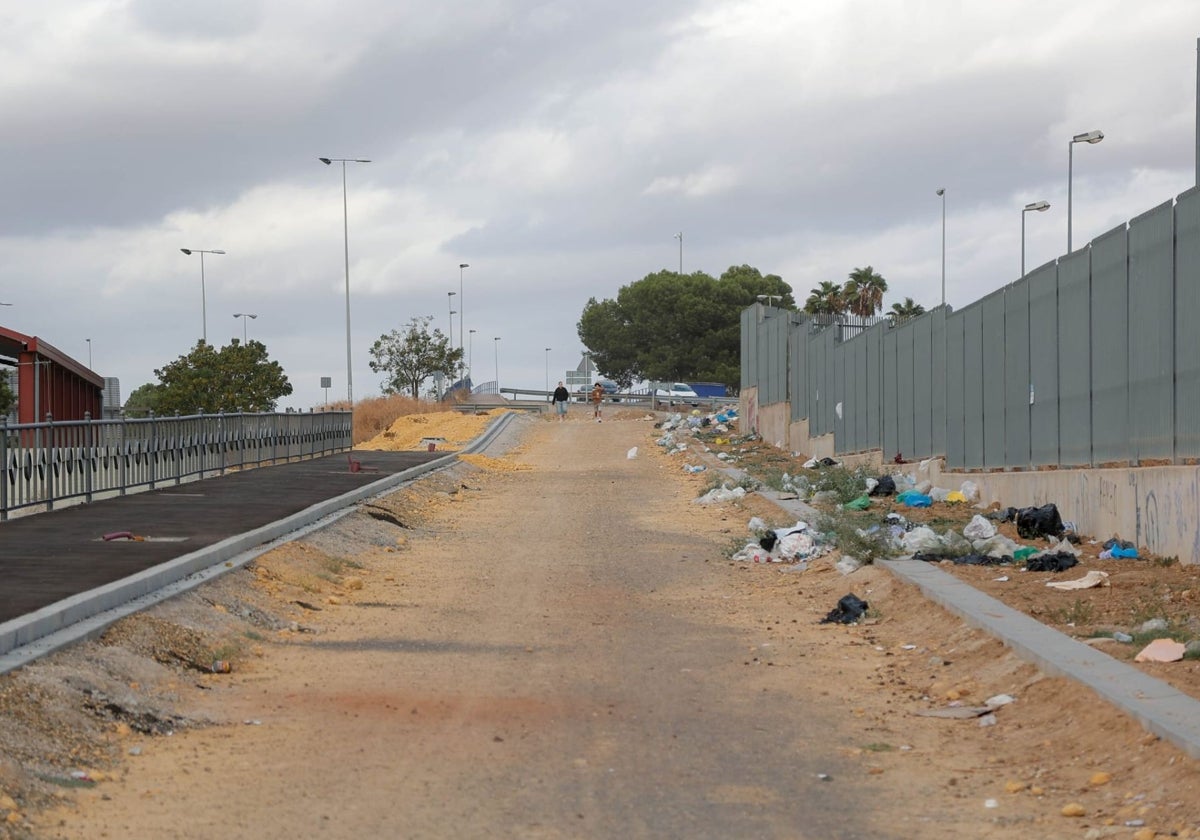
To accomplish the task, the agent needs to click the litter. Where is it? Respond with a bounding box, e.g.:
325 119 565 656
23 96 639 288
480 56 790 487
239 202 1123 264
962 515 996 541
1025 552 1078 573
695 485 747 505
1135 638 1186 663
868 475 896 497
903 494 932 508
747 517 768 533
820 594 869 625
843 495 871 511
835 555 863 575
959 480 980 502
683 464 706 473
945 491 967 504
914 706 995 719
1015 504 1065 540
1046 570 1110 590
901 526 944 554
972 534 1020 558
626 447 638 459
1012 546 1039 562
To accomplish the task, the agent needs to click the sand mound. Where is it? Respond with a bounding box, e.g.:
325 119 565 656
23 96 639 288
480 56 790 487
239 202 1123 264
357 409 508 452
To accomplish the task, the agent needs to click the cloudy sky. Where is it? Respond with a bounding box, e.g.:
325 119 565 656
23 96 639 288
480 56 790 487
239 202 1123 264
1 0 1198 408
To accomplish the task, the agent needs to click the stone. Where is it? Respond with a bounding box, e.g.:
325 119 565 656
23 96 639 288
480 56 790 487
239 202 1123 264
1062 802 1086 817
1089 771 1112 786
0 795 16 811
1132 829 1156 840
1004 780 1026 794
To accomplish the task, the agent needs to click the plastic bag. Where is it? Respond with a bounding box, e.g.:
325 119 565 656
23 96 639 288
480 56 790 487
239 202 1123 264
901 526 944 553
962 515 996 541
868 475 896 497
959 480 980 502
820 594 869 625
747 516 768 533
695 485 747 505
1015 504 1064 540
627 447 638 459
843 495 871 511
836 555 863 575
972 534 1019 558
945 491 967 504
903 494 933 508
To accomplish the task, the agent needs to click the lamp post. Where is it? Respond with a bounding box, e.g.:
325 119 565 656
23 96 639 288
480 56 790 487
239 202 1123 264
756 294 781 307
447 290 457 341
468 329 476 379
936 188 946 307
179 248 225 344
544 347 551 392
494 337 501 392
1068 130 1104 253
1022 200 1051 277
233 313 258 343
318 156 371 404
674 231 683 274
458 263 469 374
86 338 92 369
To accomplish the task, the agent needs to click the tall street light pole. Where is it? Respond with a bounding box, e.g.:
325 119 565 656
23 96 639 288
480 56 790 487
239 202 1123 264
468 329 476 380
447 291 456 342
674 231 683 274
180 248 225 344
319 156 371 404
233 312 258 343
544 347 551 392
86 338 92 369
494 337 501 392
936 188 946 307
1068 130 1104 253
1022 201 1051 277
458 263 469 375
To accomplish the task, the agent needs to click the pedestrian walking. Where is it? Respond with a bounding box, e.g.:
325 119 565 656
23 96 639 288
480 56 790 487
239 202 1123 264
552 381 570 422
591 382 604 422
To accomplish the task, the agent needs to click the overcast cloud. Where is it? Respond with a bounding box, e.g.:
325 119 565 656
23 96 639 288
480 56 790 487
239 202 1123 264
2 0 1199 408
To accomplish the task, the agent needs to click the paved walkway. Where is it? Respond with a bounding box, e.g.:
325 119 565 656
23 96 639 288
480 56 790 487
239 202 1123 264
0 450 442 623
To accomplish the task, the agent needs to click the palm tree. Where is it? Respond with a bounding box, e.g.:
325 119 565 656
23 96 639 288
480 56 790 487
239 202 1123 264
804 281 845 315
888 297 926 324
843 266 888 317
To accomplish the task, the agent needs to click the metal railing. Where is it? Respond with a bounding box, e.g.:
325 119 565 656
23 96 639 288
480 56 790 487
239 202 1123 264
0 410 352 520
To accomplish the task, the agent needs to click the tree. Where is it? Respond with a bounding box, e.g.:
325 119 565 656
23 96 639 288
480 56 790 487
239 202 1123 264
368 316 464 399
804 281 845 315
843 266 888 317
0 369 14 417
123 382 165 417
888 297 926 324
153 340 293 415
577 265 791 389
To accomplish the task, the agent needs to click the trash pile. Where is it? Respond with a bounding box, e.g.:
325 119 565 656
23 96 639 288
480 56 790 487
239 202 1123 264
728 516 833 567
653 409 743 461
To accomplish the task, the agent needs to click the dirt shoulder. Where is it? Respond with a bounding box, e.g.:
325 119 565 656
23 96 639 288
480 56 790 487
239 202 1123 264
0 412 1198 837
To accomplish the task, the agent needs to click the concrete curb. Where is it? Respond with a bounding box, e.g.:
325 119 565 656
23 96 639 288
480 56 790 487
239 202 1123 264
0 412 515 672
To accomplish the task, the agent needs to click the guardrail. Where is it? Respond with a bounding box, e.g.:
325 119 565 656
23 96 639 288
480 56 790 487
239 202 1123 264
499 387 738 408
0 411 352 520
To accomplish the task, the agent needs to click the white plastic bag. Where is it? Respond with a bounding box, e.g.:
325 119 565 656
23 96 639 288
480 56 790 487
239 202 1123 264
901 526 943 553
626 447 638 460
695 485 747 505
960 480 980 502
962 514 996 541
747 516 768 533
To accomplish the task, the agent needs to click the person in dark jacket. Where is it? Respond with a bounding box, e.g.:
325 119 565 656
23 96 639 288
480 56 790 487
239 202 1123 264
551 381 571 421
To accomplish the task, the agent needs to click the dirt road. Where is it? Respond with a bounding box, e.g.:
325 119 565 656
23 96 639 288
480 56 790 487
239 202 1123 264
30 414 1200 838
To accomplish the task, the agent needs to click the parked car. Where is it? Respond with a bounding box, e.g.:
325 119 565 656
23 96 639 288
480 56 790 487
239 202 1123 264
575 381 621 402
654 383 700 406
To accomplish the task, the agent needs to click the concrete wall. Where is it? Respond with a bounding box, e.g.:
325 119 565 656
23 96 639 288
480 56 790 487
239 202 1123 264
927 461 1200 565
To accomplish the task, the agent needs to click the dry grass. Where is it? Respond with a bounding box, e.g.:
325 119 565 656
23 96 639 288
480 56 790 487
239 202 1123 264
323 395 449 445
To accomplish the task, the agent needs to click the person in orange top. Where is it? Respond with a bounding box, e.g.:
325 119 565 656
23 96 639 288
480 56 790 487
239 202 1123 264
590 382 604 422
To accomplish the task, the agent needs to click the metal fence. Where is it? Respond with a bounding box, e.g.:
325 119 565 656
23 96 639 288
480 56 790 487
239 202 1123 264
742 184 1200 469
0 410 352 520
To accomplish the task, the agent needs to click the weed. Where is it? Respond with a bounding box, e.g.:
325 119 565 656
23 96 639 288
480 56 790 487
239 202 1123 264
815 510 894 565
1130 625 1190 647
804 465 872 504
862 742 894 753
1185 644 1200 661
1155 555 1180 568
243 630 265 642
1050 599 1095 626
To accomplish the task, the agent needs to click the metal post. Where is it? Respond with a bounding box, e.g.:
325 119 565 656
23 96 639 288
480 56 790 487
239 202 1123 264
84 411 93 505
0 416 8 520
459 263 469 376
200 251 207 344
44 412 53 511
675 231 683 273
937 188 946 307
1021 209 1027 277
1067 140 1074 254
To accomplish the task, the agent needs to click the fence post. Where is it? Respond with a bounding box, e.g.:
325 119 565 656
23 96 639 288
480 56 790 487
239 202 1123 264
119 413 129 496
84 411 94 505
44 412 54 512
0 416 8 521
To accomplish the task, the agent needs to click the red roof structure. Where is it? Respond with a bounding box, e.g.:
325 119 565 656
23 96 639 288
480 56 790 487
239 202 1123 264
0 326 104 423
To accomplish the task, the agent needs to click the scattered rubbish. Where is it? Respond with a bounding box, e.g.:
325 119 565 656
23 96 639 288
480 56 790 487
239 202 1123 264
759 533 778 551
1046 570 1109 590
128 746 142 756
1135 638 1186 663
978 713 997 727
972 534 1020 558
1012 547 1038 561
820 593 869 625
963 515 996 541
914 705 994 719
835 556 863 575
211 660 231 674
984 798 999 809
869 475 896 497
959 480 980 502
901 527 944 554
817 773 832 782
1112 632 1134 643
985 694 1015 708
810 490 841 505
903 493 932 508
626 447 638 460
993 575 1009 582
747 516 767 533
695 485 747 505
843 495 870 511
1015 504 1065 540
243 719 262 726
683 464 706 473
1025 552 1078 573
945 490 967 504
102 530 144 542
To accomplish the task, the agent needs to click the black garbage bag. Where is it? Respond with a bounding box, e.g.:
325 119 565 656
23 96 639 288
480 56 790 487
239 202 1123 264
1025 552 1078 573
988 507 1018 523
759 532 778 552
1015 504 1065 540
820 457 839 467
1101 537 1136 551
820 594 869 625
913 552 1011 566
869 475 896 497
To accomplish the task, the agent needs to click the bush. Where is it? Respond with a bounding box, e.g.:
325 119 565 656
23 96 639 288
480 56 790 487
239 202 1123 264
803 465 873 504
346 395 442 445
815 510 895 565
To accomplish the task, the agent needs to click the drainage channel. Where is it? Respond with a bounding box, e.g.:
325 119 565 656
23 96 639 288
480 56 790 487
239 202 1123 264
0 412 516 674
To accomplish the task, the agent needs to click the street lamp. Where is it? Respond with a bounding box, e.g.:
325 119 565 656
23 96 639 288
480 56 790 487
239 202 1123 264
756 294 781 307
86 338 92 369
1021 201 1051 277
233 312 258 343
674 231 683 274
494 337 501 392
468 329 476 380
447 291 456 341
179 248 225 344
936 188 946 307
1068 129 1104 253
458 263 469 373
319 156 371 404
544 347 551 392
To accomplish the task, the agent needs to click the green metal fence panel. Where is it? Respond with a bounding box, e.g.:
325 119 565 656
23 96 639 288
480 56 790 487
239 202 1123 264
1004 276 1031 468
1127 200 1175 463
1091 223 1131 464
1176 188 1200 460
1028 262 1060 466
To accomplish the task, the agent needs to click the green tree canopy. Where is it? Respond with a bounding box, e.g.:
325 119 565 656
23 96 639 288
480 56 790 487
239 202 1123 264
0 369 14 417
803 281 845 315
368 316 464 399
123 382 164 418
888 297 926 324
577 265 791 389
153 340 293 415
843 266 888 317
